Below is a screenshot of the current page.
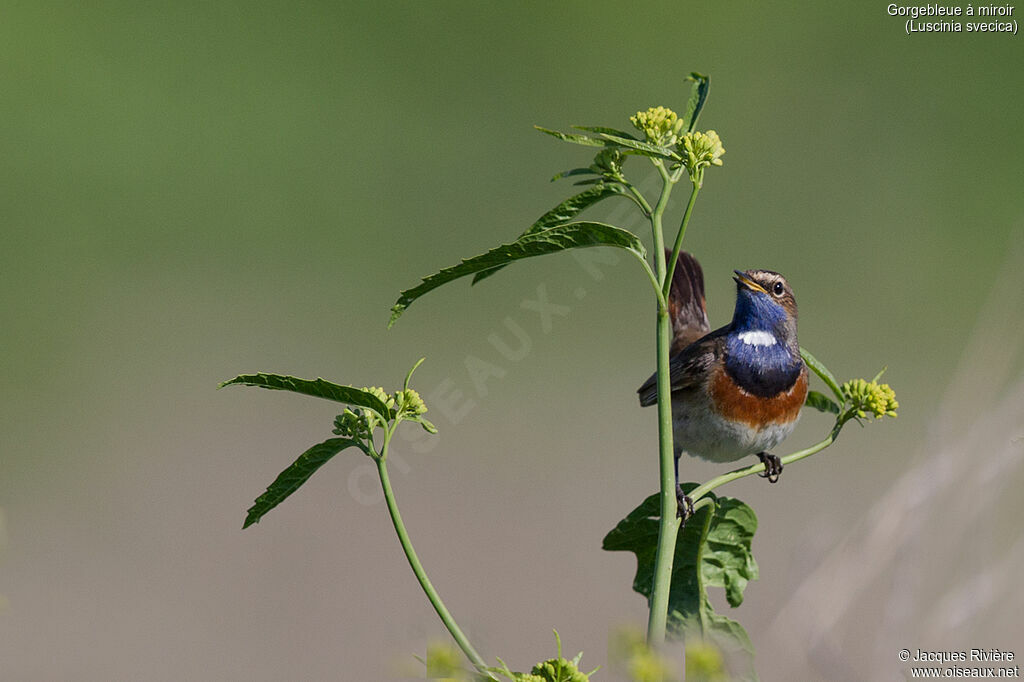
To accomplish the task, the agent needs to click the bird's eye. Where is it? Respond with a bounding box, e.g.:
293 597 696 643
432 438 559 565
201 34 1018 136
772 281 784 296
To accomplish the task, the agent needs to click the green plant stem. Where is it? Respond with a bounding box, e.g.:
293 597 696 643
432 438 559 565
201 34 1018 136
634 253 667 311
646 161 680 647
375 446 494 679
663 182 700 300
650 162 673 279
687 423 843 506
622 180 653 216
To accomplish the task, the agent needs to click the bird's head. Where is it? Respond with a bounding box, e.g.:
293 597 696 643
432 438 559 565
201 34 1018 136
731 269 799 348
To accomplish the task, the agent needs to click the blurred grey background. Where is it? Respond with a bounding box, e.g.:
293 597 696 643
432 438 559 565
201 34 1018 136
1 2 1022 680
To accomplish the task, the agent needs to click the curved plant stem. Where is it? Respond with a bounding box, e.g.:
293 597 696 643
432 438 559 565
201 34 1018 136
687 423 843 506
375 450 495 679
633 252 668 312
622 180 654 217
646 161 680 647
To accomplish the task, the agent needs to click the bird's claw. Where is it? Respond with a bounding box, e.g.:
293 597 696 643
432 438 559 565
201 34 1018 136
757 452 783 483
676 484 695 522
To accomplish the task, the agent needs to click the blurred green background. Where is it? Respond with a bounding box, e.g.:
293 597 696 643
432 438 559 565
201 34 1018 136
2 2 1022 680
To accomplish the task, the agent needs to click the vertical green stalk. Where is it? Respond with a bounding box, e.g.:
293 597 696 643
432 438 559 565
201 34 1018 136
375 434 494 679
646 163 681 646
650 163 673 278
647 168 704 648
664 183 700 300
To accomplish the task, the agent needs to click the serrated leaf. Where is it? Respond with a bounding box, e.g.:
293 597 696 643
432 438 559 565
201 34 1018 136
389 221 646 327
243 437 360 528
570 124 639 140
701 497 759 608
535 125 613 148
472 184 630 285
220 373 393 418
603 488 759 681
805 390 840 414
683 72 710 133
799 347 845 405
598 133 679 160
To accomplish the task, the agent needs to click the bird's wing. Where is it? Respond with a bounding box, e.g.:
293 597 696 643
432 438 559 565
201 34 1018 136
666 250 711 354
636 329 725 407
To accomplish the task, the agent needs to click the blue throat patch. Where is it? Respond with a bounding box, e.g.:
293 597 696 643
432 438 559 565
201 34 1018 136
726 290 801 397
731 289 785 333
724 336 802 397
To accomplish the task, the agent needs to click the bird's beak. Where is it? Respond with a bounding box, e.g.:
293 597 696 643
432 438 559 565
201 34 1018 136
733 270 768 294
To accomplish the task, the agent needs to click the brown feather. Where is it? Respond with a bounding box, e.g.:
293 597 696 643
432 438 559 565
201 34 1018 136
666 250 710 353
636 328 725 407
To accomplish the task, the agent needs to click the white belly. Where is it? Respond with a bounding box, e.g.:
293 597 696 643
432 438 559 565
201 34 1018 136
671 396 799 463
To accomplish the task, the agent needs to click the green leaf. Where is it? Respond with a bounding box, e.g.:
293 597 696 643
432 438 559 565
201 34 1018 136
535 125 613 148
550 167 597 182
603 489 759 681
682 72 710 133
570 124 639 140
597 133 679 160
472 184 630 285
805 390 841 414
243 437 361 528
799 347 845 405
389 221 646 327
220 373 393 418
407 415 438 434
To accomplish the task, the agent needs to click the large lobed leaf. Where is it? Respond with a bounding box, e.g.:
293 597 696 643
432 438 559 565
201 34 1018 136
220 373 393 418
243 437 361 528
389 221 646 327
471 184 631 285
603 488 760 681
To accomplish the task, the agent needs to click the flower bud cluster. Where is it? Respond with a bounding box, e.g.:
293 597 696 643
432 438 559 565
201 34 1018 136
362 386 395 411
331 383 435 444
332 408 369 438
842 378 899 419
680 130 725 174
590 148 625 181
528 657 589 682
630 106 685 147
630 105 725 187
395 388 427 417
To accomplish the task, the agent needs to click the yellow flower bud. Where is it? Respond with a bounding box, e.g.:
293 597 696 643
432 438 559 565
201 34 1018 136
841 378 898 420
680 130 725 169
630 106 682 147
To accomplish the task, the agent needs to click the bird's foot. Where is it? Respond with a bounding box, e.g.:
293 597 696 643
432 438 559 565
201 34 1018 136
676 484 695 522
757 452 783 483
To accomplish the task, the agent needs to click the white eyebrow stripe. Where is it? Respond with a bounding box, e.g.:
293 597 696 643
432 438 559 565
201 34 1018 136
738 330 778 347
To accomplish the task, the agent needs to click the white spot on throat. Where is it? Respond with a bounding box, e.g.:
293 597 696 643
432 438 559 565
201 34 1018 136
738 330 778 347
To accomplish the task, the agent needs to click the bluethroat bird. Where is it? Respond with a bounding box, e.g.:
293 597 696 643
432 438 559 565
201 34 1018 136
637 250 807 517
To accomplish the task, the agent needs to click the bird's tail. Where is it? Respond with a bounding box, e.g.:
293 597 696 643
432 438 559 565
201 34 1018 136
665 249 710 353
